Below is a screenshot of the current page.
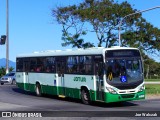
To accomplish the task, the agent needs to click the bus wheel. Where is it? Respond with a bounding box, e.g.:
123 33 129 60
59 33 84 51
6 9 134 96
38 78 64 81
81 89 90 105
36 83 41 96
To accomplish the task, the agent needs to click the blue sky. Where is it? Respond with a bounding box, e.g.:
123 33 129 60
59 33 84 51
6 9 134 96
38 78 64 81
0 0 160 62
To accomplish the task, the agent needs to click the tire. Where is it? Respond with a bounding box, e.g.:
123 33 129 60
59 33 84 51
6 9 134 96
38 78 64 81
81 89 90 105
1 83 4 85
35 84 42 96
12 80 16 85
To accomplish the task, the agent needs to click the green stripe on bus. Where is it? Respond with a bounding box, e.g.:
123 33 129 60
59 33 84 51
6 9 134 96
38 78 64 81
16 82 145 103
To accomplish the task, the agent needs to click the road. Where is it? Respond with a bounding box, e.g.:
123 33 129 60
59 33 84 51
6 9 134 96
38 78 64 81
0 84 160 120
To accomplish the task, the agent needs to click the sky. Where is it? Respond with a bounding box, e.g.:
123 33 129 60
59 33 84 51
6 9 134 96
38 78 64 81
0 0 160 62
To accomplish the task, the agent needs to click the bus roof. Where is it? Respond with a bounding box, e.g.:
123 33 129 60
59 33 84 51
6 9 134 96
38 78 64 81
16 46 139 58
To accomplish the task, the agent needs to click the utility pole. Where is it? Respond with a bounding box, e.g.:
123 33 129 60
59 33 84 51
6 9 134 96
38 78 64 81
6 0 9 74
118 6 160 47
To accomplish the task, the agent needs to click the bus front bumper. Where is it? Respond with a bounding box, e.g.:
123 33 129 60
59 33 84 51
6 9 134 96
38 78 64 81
105 90 145 103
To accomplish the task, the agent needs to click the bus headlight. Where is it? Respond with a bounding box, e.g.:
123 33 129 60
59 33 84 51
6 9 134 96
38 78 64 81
106 87 117 94
138 85 145 92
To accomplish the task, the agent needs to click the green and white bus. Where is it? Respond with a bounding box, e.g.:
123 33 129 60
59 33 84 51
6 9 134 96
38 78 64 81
16 47 145 104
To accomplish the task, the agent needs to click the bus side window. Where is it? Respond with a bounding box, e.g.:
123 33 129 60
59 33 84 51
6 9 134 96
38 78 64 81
46 66 50 72
44 57 56 73
30 58 37 72
84 56 92 74
79 56 85 73
16 58 23 72
57 62 61 77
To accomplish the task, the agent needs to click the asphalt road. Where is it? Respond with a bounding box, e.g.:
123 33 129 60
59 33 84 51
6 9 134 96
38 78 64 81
0 84 160 120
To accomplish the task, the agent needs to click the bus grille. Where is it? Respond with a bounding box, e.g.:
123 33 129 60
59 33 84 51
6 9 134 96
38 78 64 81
121 94 135 99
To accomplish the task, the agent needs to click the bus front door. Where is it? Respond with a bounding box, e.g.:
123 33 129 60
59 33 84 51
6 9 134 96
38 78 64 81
95 62 104 101
57 61 65 96
23 61 29 91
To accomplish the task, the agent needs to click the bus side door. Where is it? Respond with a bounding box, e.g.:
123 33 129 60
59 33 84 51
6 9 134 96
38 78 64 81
57 57 66 96
94 56 104 101
23 60 30 91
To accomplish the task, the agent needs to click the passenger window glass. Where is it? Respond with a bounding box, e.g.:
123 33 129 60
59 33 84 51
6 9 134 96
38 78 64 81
30 58 37 72
44 57 56 73
67 56 79 73
16 58 23 72
84 56 92 74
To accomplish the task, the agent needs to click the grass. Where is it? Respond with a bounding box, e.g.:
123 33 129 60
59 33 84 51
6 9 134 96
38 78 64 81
145 84 160 94
144 79 160 95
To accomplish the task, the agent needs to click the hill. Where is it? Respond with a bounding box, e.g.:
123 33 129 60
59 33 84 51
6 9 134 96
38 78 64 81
0 58 16 70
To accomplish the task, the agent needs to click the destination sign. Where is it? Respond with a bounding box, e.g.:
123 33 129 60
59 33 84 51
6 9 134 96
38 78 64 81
106 50 140 57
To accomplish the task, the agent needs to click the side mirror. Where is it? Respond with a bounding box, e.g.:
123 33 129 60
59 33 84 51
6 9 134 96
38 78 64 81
0 35 6 45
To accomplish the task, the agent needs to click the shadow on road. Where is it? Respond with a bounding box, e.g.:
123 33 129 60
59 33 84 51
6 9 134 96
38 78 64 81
12 87 36 96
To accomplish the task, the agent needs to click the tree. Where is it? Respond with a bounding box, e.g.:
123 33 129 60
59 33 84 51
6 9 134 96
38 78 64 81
140 52 160 78
52 5 94 48
76 0 140 47
53 0 139 48
0 67 6 77
52 0 160 58
144 58 160 78
121 17 160 56
0 67 14 77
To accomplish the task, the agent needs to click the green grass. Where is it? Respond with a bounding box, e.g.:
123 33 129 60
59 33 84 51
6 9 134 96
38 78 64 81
145 84 160 94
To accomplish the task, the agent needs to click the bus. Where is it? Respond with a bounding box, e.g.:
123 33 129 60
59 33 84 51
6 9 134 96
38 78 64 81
16 47 145 104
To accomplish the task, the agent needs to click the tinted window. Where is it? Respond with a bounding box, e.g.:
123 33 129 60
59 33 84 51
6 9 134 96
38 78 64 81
44 57 56 73
16 58 23 72
30 58 37 72
67 56 79 73
66 56 93 74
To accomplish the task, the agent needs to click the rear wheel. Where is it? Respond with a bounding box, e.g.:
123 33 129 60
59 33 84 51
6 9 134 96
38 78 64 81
81 89 90 105
35 83 42 96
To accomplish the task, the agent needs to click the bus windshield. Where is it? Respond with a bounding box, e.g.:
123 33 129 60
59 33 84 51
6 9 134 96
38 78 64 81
105 50 143 88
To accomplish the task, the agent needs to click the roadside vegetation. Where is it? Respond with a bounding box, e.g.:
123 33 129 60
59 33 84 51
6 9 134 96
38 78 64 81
145 79 160 95
145 84 160 95
0 67 14 77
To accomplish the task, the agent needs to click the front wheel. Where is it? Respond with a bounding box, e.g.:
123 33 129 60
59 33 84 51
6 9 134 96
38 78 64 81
35 84 42 96
11 80 16 85
81 89 90 105
1 83 4 85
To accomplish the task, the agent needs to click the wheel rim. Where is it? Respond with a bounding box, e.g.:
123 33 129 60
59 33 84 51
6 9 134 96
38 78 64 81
36 86 40 95
83 92 88 101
